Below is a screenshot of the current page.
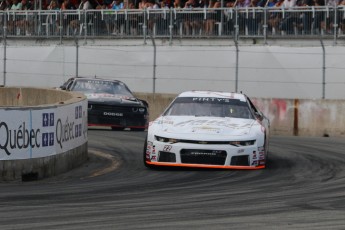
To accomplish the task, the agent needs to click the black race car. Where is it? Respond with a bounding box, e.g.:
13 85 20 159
60 77 149 131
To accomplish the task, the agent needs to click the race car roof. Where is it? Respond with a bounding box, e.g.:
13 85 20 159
177 91 247 102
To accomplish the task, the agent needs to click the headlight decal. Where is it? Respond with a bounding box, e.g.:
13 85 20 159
154 135 256 146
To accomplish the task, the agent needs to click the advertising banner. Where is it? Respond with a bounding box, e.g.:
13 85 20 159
0 100 88 160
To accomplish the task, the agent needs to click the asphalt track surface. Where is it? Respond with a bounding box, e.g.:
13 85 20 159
1 130 345 230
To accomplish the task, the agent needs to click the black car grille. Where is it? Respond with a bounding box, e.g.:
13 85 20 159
230 155 250 166
89 104 146 113
180 149 226 165
88 103 147 127
158 152 176 163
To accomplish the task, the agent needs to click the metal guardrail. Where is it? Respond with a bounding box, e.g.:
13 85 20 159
0 6 345 41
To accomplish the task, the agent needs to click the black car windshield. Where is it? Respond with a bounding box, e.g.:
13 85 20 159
71 79 133 97
164 97 254 119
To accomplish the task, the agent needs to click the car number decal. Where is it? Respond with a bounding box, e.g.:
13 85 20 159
163 145 172 152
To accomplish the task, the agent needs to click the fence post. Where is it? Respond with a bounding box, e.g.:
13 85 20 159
320 39 325 99
234 8 239 42
150 34 156 100
234 39 239 93
169 9 173 45
73 30 79 78
3 13 7 86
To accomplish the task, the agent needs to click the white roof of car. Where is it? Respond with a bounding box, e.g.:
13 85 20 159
177 91 247 101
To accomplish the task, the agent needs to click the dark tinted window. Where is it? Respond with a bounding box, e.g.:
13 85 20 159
164 97 254 119
71 79 133 97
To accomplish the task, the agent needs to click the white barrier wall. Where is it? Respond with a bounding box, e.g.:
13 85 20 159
0 87 88 181
0 39 344 100
0 102 88 160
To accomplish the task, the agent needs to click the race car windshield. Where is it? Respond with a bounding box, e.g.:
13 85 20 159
164 97 254 119
72 80 133 97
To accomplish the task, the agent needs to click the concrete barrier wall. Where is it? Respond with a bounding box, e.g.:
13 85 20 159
0 87 88 181
135 93 345 137
0 143 88 181
0 87 82 106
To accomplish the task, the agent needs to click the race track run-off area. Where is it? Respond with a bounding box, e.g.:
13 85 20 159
0 130 345 229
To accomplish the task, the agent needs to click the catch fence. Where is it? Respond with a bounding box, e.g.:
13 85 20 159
1 6 345 43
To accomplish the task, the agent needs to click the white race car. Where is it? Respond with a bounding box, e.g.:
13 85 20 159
144 91 270 169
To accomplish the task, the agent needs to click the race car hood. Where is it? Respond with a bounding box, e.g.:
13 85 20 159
151 116 258 139
85 93 141 105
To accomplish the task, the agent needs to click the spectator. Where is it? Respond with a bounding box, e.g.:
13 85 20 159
156 0 170 35
297 0 313 34
78 0 93 9
21 0 33 9
267 0 284 35
205 0 221 36
10 0 22 9
47 0 61 35
173 0 183 8
47 0 60 9
126 0 139 35
339 0 345 34
279 0 297 34
110 0 124 35
70 0 94 33
236 0 250 7
160 0 170 8
2 0 12 34
9 0 22 35
222 0 236 35
183 0 202 36
16 0 33 35
235 0 250 35
61 0 76 9
111 0 124 9
0 0 11 10
139 0 150 8
247 0 261 35
61 0 77 35
326 0 339 34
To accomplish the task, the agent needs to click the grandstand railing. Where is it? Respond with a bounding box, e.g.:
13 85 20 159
1 6 345 41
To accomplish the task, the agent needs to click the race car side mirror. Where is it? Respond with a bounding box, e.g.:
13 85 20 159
255 111 263 120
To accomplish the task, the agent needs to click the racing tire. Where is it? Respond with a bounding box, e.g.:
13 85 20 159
111 126 125 131
131 128 146 131
264 135 269 168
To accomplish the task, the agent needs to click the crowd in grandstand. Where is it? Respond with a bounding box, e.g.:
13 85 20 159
1 0 345 11
0 0 344 36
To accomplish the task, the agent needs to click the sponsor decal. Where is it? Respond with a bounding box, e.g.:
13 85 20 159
259 151 265 160
55 115 85 149
174 119 252 129
150 155 157 161
0 122 41 155
42 113 55 147
43 113 55 127
103 112 123 117
258 146 265 151
258 160 265 165
190 151 217 156
0 103 87 159
192 97 233 103
252 151 257 160
238 149 245 154
251 160 258 166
